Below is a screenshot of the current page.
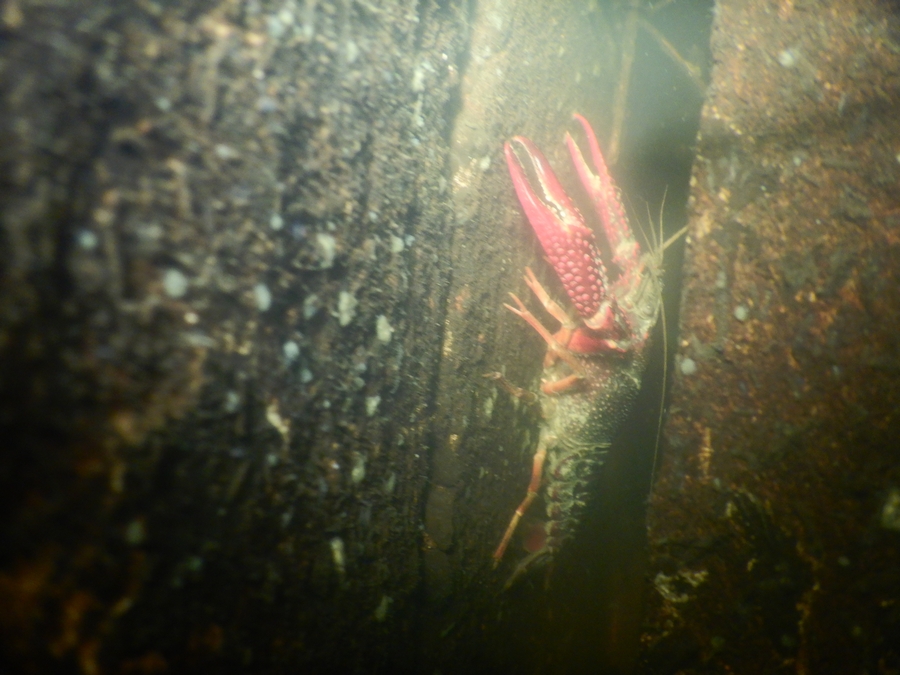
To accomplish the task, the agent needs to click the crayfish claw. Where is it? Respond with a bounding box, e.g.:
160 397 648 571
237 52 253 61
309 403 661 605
506 292 528 311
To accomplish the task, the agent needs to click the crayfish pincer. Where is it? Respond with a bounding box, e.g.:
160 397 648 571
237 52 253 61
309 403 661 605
489 114 663 587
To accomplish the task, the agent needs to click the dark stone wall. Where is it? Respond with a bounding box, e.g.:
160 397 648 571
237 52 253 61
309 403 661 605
640 1 900 673
0 1 465 671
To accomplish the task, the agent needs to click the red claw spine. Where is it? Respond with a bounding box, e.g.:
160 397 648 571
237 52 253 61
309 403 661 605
503 136 609 321
492 114 662 586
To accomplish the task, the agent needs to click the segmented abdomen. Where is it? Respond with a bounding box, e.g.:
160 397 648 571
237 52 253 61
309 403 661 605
539 352 646 550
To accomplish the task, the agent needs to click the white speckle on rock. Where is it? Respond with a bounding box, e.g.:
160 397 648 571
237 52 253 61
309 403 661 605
654 569 708 604
257 95 278 112
881 488 900 531
185 555 204 573
390 235 405 253
214 143 240 160
364 237 377 261
316 232 336 268
478 155 491 172
376 315 393 343
280 508 293 528
733 304 749 322
303 294 320 320
374 595 393 622
182 332 215 348
254 283 272 312
76 229 98 250
267 15 285 38
300 1 315 41
124 519 146 545
345 40 359 64
680 357 698 376
277 7 294 26
366 395 381 417
270 213 283 230
300 368 313 384
411 65 425 92
715 270 727 289
338 291 357 326
483 393 495 418
223 390 241 413
330 537 346 577
163 268 189 298
283 340 300 362
136 222 163 250
350 451 367 484
777 48 797 68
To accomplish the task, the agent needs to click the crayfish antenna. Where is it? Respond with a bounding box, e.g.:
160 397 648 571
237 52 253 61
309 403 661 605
648 211 688 493
502 548 554 591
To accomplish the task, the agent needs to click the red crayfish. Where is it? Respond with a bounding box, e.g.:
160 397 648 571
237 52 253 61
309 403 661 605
489 114 669 585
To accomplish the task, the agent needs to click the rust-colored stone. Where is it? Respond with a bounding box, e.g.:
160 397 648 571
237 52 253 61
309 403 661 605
641 1 900 672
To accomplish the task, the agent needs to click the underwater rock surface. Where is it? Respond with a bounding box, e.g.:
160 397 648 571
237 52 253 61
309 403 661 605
0 0 463 671
641 1 900 673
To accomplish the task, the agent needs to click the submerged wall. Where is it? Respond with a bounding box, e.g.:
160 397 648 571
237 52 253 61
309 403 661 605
640 1 900 673
1 0 463 671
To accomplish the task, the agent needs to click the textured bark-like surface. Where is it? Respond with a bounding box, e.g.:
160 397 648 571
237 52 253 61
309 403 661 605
640 1 900 673
0 1 465 672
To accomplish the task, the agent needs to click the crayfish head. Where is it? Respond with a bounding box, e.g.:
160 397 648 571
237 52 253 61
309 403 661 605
616 256 664 349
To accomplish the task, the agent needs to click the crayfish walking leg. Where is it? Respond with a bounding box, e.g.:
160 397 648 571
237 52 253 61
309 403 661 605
492 435 550 567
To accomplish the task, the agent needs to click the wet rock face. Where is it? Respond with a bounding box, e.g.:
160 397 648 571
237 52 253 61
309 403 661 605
1 0 465 671
641 1 900 673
